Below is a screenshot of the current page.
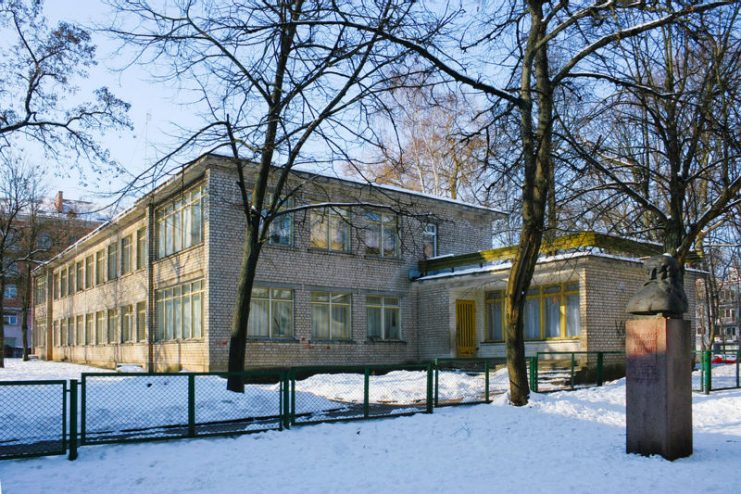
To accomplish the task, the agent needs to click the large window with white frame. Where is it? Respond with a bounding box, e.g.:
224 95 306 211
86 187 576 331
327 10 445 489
107 309 118 343
96 311 105 344
311 291 351 340
367 296 401 340
485 283 581 341
136 228 147 270
247 287 293 338
136 302 146 341
156 185 204 258
365 211 399 257
107 243 118 281
95 249 105 285
310 208 351 253
121 236 132 275
121 305 134 342
85 313 94 345
155 279 204 341
85 255 93 289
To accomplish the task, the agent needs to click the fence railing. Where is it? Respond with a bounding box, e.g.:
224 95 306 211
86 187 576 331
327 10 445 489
0 354 630 462
0 380 67 460
529 352 624 393
433 358 508 406
693 349 741 393
289 364 432 425
80 370 287 446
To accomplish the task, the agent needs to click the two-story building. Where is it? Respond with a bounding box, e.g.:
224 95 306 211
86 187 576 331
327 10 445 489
32 154 703 371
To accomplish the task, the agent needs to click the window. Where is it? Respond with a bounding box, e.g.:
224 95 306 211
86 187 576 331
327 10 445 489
3 284 17 299
53 320 59 347
136 302 146 342
121 236 132 275
86 314 94 345
38 233 52 250
60 319 66 346
66 317 74 346
76 315 84 345
60 268 67 297
107 309 118 343
107 243 118 281
485 292 504 341
121 305 134 342
311 292 351 340
136 228 147 270
96 311 106 344
67 265 74 294
85 256 93 289
423 224 438 258
95 250 105 284
3 314 18 326
76 262 84 292
365 212 398 257
248 288 293 338
310 208 351 252
35 277 46 305
155 279 204 341
53 272 59 299
156 185 204 258
367 296 400 340
486 284 581 341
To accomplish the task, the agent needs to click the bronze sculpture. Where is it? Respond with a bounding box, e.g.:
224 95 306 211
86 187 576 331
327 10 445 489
626 255 688 317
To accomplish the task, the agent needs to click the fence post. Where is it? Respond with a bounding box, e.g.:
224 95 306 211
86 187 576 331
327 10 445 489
68 379 78 461
484 360 490 402
570 353 576 389
426 363 433 413
529 356 538 393
596 352 604 387
702 350 711 394
290 369 296 426
80 375 86 445
187 374 195 437
737 348 740 389
363 367 370 418
283 371 291 429
434 359 439 407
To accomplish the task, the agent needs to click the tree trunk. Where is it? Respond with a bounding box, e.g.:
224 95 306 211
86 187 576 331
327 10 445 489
21 263 31 361
504 0 553 406
0 273 5 368
226 219 262 392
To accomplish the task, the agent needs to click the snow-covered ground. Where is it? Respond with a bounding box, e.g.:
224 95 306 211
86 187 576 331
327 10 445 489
1 359 741 493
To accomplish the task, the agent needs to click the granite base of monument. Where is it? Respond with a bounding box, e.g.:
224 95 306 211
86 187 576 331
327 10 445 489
626 317 692 460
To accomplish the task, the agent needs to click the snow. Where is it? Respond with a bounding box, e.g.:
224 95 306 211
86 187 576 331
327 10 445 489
2 360 741 493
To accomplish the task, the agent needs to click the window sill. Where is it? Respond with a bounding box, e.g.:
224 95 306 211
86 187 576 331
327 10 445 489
310 339 356 344
481 340 505 345
246 337 299 344
263 242 298 252
306 248 354 257
365 338 406 344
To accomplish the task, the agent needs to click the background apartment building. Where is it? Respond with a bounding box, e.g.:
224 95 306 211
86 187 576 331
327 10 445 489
32 154 498 371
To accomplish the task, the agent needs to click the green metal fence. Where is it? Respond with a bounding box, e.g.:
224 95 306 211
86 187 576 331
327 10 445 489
693 349 741 393
529 352 623 393
0 380 68 460
289 364 433 426
433 358 508 406
80 370 287 446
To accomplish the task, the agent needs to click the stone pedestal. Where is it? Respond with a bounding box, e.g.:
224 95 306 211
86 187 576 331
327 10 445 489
626 317 692 460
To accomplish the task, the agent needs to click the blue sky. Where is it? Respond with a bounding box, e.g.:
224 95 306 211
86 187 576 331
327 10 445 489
41 0 198 209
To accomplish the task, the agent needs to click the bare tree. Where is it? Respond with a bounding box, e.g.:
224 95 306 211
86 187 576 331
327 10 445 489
109 0 441 391
329 0 735 405
563 4 740 267
0 158 38 367
0 0 130 171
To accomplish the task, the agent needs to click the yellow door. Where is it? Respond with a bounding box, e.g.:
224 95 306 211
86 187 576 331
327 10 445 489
456 300 476 357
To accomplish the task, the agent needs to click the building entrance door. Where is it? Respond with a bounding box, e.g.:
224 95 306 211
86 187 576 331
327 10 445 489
455 299 476 357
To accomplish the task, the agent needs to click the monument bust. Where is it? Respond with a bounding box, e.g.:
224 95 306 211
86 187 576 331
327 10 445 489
626 254 688 317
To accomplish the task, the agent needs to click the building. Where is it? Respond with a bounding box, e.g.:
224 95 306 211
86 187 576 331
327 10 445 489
31 154 702 371
2 193 102 357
